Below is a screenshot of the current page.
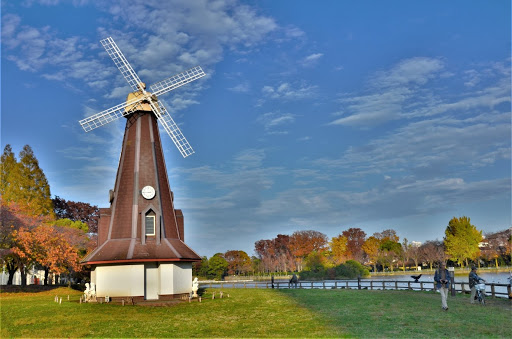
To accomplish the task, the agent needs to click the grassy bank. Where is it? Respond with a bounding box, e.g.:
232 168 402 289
1 286 510 337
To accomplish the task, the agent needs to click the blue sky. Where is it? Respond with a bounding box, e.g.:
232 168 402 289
1 0 510 258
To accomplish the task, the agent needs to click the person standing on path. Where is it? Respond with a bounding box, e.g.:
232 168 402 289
434 262 451 311
469 266 485 304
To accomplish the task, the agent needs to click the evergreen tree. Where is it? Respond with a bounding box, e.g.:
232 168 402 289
0 144 20 202
17 145 54 217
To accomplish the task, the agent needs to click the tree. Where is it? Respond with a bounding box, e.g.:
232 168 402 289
0 199 51 285
254 239 275 273
420 240 445 270
54 218 89 233
0 145 18 201
480 229 511 268
13 225 82 285
329 234 349 265
193 256 209 278
273 234 295 272
288 230 328 271
379 238 402 271
363 229 400 272
224 250 252 275
304 251 327 273
444 216 482 267
16 145 54 217
52 196 99 233
208 253 228 280
362 236 380 272
408 242 422 270
342 227 367 262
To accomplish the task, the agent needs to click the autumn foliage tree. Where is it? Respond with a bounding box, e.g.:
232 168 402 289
1 145 90 285
224 250 252 275
0 199 52 284
254 234 296 273
342 227 367 262
288 230 328 271
362 236 380 272
329 234 349 265
13 225 83 285
444 216 482 267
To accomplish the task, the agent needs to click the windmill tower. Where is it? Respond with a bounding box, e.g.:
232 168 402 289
80 37 204 302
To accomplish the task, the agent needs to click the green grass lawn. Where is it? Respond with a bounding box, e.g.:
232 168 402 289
1 286 510 338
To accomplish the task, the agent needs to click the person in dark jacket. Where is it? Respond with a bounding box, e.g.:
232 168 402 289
469 266 485 304
434 262 451 310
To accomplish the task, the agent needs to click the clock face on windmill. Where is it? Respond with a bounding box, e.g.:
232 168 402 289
141 185 156 200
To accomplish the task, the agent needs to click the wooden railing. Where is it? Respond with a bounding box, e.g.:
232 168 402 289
199 279 512 299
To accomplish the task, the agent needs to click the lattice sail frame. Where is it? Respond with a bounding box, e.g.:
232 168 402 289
79 37 205 158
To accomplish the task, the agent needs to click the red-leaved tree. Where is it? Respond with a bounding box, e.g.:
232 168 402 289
13 225 83 285
288 230 328 271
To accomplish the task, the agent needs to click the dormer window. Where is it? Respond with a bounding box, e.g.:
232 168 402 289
145 210 156 236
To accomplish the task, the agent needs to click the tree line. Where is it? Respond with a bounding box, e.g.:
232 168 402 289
195 222 511 280
2 145 511 284
1 145 98 285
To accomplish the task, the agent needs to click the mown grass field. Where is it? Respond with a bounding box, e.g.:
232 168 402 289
1 286 510 338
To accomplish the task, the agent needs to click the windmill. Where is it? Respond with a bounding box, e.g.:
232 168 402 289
79 36 205 157
80 37 203 302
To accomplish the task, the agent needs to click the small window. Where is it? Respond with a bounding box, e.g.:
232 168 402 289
145 211 155 236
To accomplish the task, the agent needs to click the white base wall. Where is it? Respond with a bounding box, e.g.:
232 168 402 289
92 262 192 299
160 262 192 295
95 264 145 298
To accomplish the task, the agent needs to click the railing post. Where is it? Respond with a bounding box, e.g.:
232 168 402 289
358 277 361 290
346 281 349 289
334 281 338 289
323 281 326 289
382 281 385 290
507 284 511 299
420 282 424 291
311 282 313 289
408 281 411 290
244 282 246 288
491 283 495 298
394 281 398 290
370 281 373 290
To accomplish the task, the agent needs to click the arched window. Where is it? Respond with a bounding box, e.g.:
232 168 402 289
145 210 156 236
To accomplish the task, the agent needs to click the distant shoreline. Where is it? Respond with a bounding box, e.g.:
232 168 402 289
370 266 512 276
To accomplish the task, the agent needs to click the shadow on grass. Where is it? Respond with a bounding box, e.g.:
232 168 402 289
0 285 63 294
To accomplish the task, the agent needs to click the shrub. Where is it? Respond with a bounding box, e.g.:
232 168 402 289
334 260 370 278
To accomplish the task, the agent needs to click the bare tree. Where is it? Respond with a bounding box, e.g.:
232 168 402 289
420 240 446 270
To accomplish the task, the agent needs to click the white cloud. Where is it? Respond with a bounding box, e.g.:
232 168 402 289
301 53 323 66
261 81 318 100
257 112 295 132
330 58 511 127
228 81 250 93
372 57 444 88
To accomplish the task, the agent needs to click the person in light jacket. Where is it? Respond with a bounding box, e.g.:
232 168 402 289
434 262 451 311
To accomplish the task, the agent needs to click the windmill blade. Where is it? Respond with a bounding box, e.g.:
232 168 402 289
101 37 144 92
79 96 146 132
149 66 205 97
149 100 194 158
